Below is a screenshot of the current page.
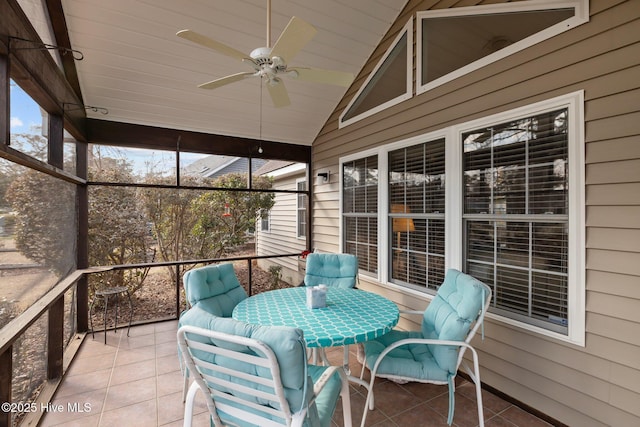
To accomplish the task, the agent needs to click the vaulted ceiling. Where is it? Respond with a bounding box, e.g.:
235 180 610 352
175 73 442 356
54 0 407 146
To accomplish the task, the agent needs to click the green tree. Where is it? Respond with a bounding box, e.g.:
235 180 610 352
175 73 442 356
189 173 275 259
5 170 76 276
87 158 154 294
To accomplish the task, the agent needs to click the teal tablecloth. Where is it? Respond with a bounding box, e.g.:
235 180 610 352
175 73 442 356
232 287 399 348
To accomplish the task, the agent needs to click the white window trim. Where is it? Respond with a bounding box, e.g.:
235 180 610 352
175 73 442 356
339 91 585 346
259 209 271 233
339 19 413 129
296 178 307 240
451 90 586 346
416 0 589 95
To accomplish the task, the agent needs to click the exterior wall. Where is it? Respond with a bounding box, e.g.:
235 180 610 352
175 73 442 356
256 174 307 286
311 1 640 426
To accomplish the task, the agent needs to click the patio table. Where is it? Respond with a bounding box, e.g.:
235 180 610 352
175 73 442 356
232 286 399 400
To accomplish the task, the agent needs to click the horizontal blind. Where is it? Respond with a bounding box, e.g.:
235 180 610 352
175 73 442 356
389 139 445 290
463 109 569 333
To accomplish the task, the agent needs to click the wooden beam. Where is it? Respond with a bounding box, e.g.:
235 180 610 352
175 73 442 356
0 0 86 141
45 0 83 100
0 347 11 427
0 54 8 145
47 297 64 380
86 118 311 164
48 113 64 168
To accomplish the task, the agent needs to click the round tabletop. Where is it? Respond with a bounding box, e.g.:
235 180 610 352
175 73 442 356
232 287 399 348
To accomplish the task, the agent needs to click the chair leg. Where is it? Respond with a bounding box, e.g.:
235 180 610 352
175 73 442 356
447 376 455 425
182 368 189 403
337 370 353 427
183 381 198 427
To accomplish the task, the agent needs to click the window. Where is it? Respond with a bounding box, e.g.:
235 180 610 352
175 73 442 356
342 155 378 274
260 209 270 232
296 180 307 238
339 20 412 128
339 91 584 344
389 139 446 290
417 0 589 94
462 108 571 333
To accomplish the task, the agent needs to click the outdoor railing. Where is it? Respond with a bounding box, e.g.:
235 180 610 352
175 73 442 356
0 252 300 427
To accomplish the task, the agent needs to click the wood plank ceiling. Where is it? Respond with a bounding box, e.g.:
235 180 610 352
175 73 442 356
56 0 407 146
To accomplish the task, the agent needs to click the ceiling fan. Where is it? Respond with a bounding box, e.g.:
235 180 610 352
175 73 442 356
176 0 354 108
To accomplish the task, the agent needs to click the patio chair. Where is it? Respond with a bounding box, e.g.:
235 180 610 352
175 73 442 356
303 253 358 289
180 263 248 400
359 269 492 427
303 253 358 365
178 307 353 427
182 262 248 316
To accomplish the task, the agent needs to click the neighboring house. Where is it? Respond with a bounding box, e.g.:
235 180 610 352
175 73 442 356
255 160 308 285
312 1 640 426
181 155 268 179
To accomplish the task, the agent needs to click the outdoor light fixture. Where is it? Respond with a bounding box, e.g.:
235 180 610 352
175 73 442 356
315 171 330 185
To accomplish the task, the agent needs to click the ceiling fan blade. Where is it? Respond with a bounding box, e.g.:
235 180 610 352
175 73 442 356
198 72 255 90
177 29 248 62
270 17 317 62
266 80 291 108
289 67 354 87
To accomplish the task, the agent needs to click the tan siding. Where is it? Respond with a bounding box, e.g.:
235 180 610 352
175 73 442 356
587 228 640 251
587 248 640 276
586 158 640 184
587 206 640 228
587 270 640 299
587 183 640 205
586 135 640 163
311 1 640 425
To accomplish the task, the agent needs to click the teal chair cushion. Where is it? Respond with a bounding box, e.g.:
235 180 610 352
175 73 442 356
363 269 487 379
183 263 247 317
362 329 451 382
422 269 486 374
304 253 358 289
180 307 341 427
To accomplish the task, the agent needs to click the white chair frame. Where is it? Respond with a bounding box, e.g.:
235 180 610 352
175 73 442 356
359 284 491 427
178 325 352 427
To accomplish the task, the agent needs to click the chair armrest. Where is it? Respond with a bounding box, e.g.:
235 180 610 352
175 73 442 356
312 365 341 396
374 338 472 366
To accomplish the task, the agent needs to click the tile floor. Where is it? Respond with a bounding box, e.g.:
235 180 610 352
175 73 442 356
40 321 554 427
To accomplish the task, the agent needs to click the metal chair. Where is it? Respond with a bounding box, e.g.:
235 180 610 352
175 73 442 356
178 311 352 427
359 269 492 427
303 253 358 289
180 263 248 400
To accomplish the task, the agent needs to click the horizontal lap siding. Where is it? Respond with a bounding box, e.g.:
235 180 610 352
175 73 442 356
312 1 640 425
255 177 306 277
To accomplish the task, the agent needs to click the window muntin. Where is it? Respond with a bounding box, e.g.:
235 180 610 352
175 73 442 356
297 180 307 238
463 107 572 334
342 156 378 274
417 0 588 94
339 20 412 128
389 139 446 290
339 92 584 344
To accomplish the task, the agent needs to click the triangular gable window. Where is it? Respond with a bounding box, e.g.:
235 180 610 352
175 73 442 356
417 0 588 94
339 20 412 128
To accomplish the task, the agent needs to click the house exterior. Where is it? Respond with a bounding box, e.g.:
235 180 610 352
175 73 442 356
254 160 308 285
181 155 268 179
310 1 640 426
